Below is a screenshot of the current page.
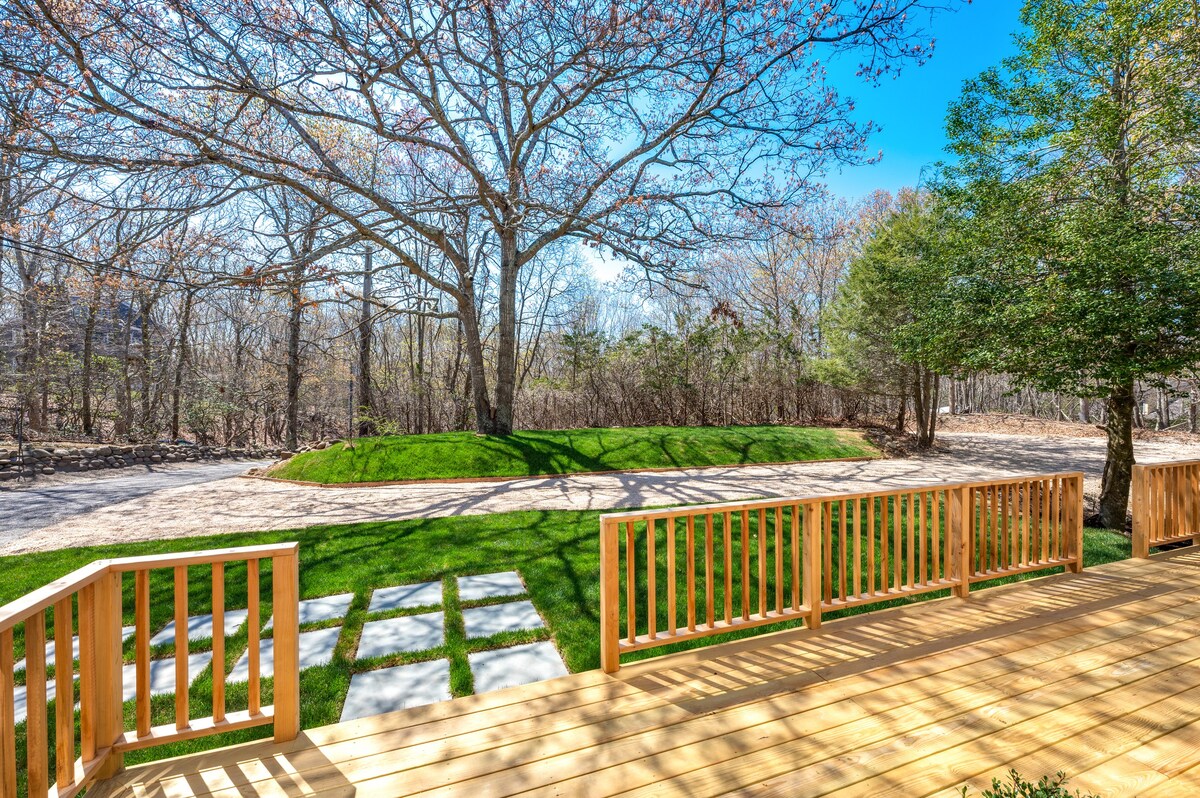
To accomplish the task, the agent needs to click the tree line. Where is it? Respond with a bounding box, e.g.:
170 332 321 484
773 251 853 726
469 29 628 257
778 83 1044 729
1 0 1198 527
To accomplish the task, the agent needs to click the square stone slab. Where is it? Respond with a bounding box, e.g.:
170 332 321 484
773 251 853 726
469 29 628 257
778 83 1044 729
461 601 544 639
227 626 342 682
457 572 526 602
264 592 354 630
469 642 569 694
150 609 249 646
339 659 451 723
121 652 213 702
16 626 135 672
357 612 444 660
367 581 442 613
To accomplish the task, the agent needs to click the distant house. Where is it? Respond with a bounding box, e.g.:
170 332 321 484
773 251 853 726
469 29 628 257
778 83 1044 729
0 295 153 371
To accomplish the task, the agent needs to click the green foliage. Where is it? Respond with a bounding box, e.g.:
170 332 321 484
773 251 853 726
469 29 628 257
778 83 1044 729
824 191 963 405
960 769 1101 798
939 0 1200 397
272 425 878 483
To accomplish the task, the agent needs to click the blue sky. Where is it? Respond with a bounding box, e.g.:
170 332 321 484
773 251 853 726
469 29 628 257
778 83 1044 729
823 0 1026 200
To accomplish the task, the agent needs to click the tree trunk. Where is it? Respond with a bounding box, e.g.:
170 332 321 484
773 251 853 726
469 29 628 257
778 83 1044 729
285 273 303 451
1097 378 1136 529
357 247 375 437
491 236 519 435
81 297 98 436
170 290 193 441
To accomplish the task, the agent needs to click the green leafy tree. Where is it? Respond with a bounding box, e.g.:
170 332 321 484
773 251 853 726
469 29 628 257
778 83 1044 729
941 0 1200 527
826 191 961 447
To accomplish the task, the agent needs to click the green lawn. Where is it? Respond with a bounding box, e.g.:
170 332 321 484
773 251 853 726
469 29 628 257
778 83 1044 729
2 509 1131 789
270 425 879 483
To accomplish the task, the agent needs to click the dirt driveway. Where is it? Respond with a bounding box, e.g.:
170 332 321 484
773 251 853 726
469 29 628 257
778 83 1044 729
4 432 1200 555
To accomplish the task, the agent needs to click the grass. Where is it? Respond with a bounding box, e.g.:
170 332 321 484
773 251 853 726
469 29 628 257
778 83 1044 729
270 424 879 483
1 508 1132 789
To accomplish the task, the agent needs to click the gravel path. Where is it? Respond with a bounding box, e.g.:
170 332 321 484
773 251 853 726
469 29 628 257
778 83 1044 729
4 433 1200 555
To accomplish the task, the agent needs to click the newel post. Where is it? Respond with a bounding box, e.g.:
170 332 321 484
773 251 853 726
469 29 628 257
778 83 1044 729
600 518 621 674
803 502 822 630
1066 473 1085 572
93 571 126 778
949 487 971 599
1131 465 1150 559
272 547 301 743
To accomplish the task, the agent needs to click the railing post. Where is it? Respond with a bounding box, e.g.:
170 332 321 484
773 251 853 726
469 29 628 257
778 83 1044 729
803 502 822 630
93 571 125 779
271 549 301 743
1189 464 1200 547
1132 465 1150 559
599 518 621 673
949 487 971 598
1066 473 1085 572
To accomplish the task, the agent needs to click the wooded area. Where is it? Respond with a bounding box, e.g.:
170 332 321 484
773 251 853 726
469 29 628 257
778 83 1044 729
1 0 1198 527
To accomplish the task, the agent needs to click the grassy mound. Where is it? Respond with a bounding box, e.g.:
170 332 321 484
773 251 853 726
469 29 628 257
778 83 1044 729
270 425 879 484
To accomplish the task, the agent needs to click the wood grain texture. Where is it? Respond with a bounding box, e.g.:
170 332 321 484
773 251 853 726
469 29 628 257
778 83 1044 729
87 548 1200 798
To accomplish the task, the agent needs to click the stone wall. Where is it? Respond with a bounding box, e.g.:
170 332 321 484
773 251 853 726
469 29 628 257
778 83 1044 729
0 443 279 481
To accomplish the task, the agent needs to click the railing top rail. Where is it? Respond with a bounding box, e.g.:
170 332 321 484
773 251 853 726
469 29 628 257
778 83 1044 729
1135 459 1200 470
0 542 298 635
600 472 1084 525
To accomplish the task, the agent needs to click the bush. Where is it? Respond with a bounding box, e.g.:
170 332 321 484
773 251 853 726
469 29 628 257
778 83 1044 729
960 770 1100 798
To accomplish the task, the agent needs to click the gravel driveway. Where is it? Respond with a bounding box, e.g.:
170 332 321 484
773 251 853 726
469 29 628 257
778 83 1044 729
4 432 1200 555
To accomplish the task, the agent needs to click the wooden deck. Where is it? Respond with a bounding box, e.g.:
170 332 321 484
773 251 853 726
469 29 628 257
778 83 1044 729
92 548 1200 798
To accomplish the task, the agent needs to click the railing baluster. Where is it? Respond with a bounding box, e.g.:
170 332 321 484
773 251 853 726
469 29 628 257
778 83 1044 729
53 598 74 790
838 500 847 601
822 502 832 604
248 558 261 715
853 499 862 598
686 515 696 632
647 518 656 640
790 504 800 612
723 511 733 625
907 492 916 588
666 517 676 636
212 562 226 723
79 582 96 763
705 514 715 628
757 508 766 617
26 611 50 798
919 491 928 585
174 565 189 731
135 569 151 737
740 510 750 621
867 497 875 597
775 507 783 614
1 628 15 798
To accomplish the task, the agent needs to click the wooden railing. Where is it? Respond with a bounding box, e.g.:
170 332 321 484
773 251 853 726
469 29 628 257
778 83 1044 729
0 543 299 798
1132 460 1200 557
599 473 1083 672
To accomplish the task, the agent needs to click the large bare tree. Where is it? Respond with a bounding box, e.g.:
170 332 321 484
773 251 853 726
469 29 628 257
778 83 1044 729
0 0 950 433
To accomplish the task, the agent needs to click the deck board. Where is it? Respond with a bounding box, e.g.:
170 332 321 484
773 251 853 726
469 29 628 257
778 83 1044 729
91 548 1200 797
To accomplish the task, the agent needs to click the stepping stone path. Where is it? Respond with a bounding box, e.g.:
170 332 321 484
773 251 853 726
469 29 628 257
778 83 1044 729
357 613 444 659
15 626 135 672
228 626 342 682
469 642 569 694
368 581 442 613
150 609 249 646
121 652 213 702
462 600 545 639
265 592 354 630
457 572 526 601
341 572 566 721
340 660 451 723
